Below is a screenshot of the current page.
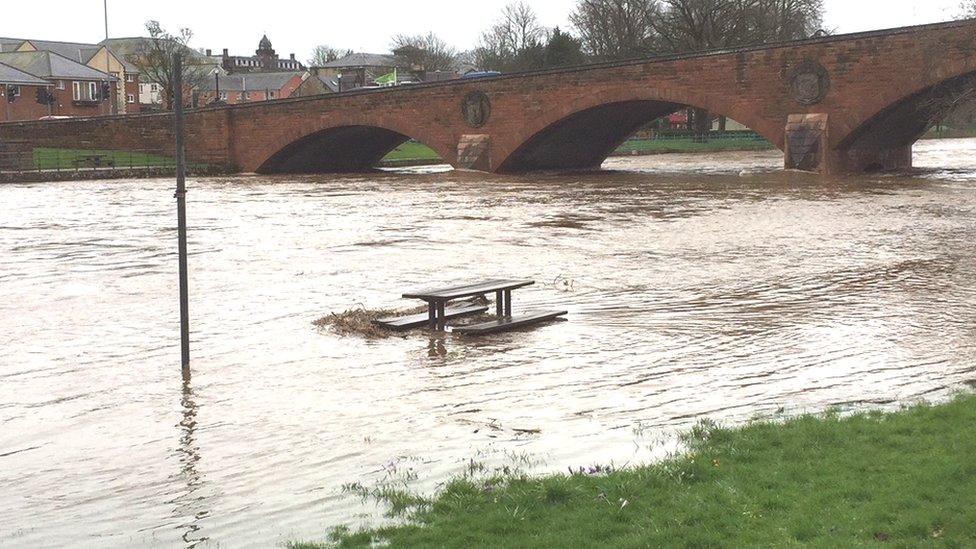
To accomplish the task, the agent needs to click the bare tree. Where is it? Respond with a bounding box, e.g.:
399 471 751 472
476 2 548 70
570 0 660 60
131 21 208 110
648 0 823 138
391 33 459 72
960 1 976 18
308 45 351 66
751 0 825 42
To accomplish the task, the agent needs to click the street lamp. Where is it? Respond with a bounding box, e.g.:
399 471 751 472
337 71 342 93
212 67 220 105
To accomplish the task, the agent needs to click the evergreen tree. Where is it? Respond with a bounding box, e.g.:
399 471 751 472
545 28 586 68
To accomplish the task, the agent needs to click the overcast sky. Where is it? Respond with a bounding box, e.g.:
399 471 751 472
1 0 968 63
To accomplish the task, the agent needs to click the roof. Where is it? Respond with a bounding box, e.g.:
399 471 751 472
0 37 139 73
319 75 340 92
201 71 303 92
0 51 116 81
0 37 24 52
321 52 406 69
0 60 49 85
102 37 212 67
21 39 100 64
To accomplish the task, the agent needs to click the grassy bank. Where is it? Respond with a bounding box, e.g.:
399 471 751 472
615 135 773 155
33 147 176 170
297 393 976 548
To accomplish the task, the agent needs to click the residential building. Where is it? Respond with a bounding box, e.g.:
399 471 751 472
197 71 304 105
0 51 118 118
1 37 141 114
206 36 305 74
0 60 53 122
292 68 339 97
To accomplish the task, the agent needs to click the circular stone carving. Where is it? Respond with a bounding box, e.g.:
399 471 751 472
790 61 830 105
461 91 491 127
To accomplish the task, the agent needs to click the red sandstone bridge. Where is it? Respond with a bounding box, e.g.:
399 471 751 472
3 19 976 175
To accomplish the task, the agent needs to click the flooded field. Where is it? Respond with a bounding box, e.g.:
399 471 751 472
2 140 975 547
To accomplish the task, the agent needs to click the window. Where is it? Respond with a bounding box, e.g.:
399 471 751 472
7 85 20 98
127 94 135 103
57 80 65 90
72 81 82 101
126 74 135 83
219 91 227 100
150 83 159 92
268 90 276 99
88 82 98 101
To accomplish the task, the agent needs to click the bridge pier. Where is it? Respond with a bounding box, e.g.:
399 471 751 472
785 114 912 175
456 135 491 171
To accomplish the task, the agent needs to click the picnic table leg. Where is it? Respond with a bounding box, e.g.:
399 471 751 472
427 301 437 327
504 290 512 317
436 301 446 331
495 290 504 317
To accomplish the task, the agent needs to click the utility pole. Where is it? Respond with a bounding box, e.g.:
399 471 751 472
104 0 116 115
173 53 191 378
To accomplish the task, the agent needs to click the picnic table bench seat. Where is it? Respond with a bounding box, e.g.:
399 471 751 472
374 304 488 331
451 310 568 336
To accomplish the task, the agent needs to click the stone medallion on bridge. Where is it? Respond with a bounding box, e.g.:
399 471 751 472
790 60 830 105
461 91 492 128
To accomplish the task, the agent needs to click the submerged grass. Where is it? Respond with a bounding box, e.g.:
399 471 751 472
294 393 976 548
312 306 414 339
313 297 490 339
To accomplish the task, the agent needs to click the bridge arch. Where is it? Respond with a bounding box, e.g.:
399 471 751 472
495 88 783 173
837 70 976 156
254 123 453 174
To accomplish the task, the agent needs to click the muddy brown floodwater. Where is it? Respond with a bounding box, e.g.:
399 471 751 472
2 140 975 547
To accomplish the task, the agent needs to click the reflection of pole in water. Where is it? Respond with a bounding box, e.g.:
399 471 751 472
171 379 209 548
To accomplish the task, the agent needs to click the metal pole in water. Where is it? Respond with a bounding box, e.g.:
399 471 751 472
173 53 191 377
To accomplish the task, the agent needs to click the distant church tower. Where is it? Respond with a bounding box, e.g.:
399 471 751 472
256 35 279 71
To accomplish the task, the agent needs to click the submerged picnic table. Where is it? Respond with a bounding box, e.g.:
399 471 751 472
403 279 534 330
374 278 567 334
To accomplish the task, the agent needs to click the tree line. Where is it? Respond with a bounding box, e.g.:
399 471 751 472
311 0 826 74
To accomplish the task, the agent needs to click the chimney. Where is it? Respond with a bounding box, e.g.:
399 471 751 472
290 53 295 60
222 48 229 57
206 49 212 56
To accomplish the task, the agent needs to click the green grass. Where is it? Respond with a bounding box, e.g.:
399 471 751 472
379 136 774 166
32 147 176 170
382 142 444 163
615 135 774 155
295 393 976 548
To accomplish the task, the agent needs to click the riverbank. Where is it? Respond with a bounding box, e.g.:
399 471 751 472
299 392 976 548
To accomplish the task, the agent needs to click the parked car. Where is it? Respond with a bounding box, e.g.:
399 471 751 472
461 71 502 80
